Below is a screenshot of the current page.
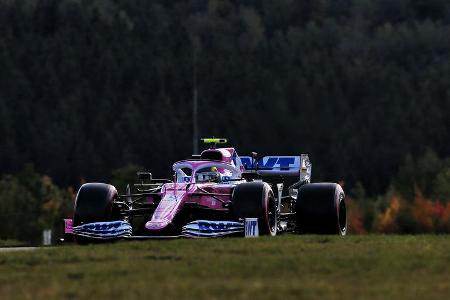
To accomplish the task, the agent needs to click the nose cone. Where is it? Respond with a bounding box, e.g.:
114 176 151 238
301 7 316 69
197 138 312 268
145 185 187 232
145 218 171 231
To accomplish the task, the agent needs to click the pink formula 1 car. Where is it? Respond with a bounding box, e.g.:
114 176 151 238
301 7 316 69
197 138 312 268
64 139 346 242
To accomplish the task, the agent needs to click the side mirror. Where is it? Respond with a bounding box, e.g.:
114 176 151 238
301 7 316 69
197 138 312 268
251 152 258 169
137 172 152 182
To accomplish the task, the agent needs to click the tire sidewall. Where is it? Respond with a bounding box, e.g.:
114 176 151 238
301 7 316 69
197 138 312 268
261 184 277 236
73 183 118 226
232 182 277 236
296 182 346 235
334 184 346 236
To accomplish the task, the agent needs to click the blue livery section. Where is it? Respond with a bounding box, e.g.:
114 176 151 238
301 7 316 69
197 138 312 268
182 220 244 237
240 156 301 176
73 221 132 239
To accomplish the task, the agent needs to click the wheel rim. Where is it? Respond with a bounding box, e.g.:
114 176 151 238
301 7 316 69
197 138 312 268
338 193 347 234
267 193 277 235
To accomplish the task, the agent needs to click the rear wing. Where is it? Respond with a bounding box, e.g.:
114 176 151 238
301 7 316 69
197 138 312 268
239 154 312 182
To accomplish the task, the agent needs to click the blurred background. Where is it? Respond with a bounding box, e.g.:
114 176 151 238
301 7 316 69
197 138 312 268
0 0 449 243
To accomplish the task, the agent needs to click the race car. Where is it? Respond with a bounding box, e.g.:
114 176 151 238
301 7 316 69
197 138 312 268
64 138 346 241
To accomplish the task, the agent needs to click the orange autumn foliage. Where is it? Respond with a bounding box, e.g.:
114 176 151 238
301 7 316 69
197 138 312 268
376 194 401 233
411 189 450 232
346 198 366 234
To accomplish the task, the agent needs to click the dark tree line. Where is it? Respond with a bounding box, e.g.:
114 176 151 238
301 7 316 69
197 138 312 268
0 0 449 196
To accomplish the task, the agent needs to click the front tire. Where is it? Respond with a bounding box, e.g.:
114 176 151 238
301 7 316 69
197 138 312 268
232 182 277 236
296 183 346 235
73 183 119 226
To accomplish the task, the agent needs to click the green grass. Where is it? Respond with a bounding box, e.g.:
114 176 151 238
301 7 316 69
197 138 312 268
1 235 450 299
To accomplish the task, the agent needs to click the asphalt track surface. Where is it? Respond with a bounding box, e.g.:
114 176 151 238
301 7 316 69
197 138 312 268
0 247 42 252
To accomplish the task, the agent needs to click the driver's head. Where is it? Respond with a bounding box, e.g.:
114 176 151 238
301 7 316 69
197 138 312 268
211 166 218 173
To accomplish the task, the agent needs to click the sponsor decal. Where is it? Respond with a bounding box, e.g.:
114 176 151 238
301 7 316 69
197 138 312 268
182 220 244 237
73 221 132 239
166 194 178 202
244 218 259 237
240 156 299 171
222 176 231 182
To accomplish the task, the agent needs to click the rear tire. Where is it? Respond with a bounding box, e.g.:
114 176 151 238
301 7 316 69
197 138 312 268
296 183 346 235
232 182 277 236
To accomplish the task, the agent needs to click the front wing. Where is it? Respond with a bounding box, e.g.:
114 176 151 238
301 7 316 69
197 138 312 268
66 220 245 240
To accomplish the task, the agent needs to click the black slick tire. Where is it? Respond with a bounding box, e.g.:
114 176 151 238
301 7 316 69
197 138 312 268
232 182 277 236
73 183 119 243
296 183 346 235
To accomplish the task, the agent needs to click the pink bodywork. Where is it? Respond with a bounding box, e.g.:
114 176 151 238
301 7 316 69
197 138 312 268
64 218 73 234
144 182 233 231
65 147 243 234
144 153 241 232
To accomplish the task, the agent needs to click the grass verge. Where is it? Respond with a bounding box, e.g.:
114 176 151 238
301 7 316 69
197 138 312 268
1 235 450 299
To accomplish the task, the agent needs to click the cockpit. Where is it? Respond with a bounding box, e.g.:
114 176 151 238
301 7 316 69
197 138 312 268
173 161 241 184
